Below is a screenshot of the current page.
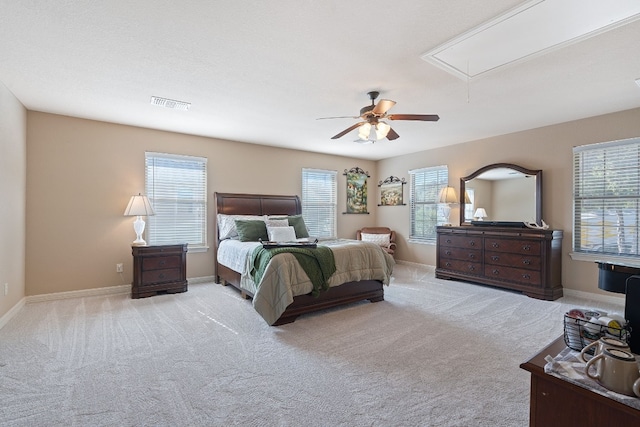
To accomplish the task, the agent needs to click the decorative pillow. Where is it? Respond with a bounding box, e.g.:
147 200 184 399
217 214 265 239
266 218 289 228
361 233 391 247
234 219 268 242
267 226 297 242
288 214 310 238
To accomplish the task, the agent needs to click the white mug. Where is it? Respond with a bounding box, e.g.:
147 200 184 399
579 336 630 363
586 348 640 397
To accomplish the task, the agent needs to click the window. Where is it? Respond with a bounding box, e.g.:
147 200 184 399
409 166 449 243
464 188 475 220
302 168 337 238
573 138 640 259
145 152 207 249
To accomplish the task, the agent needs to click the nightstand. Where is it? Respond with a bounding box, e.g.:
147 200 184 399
131 244 188 298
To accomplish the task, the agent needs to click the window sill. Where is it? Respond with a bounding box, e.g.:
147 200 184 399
569 252 640 268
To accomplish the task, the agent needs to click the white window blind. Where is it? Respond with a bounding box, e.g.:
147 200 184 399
573 138 640 258
409 165 449 243
302 168 337 238
145 152 207 249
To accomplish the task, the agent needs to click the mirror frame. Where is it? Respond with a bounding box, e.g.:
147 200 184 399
459 163 542 225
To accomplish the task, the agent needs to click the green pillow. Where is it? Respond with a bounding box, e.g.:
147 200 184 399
288 215 309 238
234 219 268 242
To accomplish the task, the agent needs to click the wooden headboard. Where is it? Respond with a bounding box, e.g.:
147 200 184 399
213 192 302 280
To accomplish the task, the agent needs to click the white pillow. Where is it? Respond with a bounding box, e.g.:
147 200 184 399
266 218 289 228
217 214 265 240
268 226 297 242
361 233 391 247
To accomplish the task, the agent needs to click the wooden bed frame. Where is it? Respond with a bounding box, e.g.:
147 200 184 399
214 192 384 325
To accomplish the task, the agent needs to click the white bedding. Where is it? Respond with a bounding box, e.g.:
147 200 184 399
217 238 395 325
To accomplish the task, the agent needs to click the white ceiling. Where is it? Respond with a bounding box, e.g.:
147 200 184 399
1 0 639 161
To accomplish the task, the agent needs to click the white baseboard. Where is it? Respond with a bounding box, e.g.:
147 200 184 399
396 260 435 272
0 297 26 330
562 288 625 306
26 284 132 303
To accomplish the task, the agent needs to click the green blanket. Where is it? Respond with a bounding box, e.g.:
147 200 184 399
250 245 336 297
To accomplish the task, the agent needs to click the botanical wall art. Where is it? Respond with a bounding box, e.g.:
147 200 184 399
378 176 406 206
344 167 369 214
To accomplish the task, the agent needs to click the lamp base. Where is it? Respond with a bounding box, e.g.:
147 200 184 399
131 239 147 247
131 216 147 247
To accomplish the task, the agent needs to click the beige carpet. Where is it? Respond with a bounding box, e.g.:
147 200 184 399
0 264 625 426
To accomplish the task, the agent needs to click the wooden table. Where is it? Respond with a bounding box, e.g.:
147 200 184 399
520 336 640 425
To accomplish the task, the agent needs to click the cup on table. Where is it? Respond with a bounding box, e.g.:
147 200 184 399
579 336 630 363
586 348 640 397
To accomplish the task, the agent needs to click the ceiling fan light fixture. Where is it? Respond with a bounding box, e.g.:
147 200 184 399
375 122 391 139
358 123 372 140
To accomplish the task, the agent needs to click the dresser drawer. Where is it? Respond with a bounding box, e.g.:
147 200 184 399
440 259 482 275
484 238 540 255
485 251 541 271
439 234 482 249
485 265 541 286
141 267 182 285
142 255 182 271
441 247 481 262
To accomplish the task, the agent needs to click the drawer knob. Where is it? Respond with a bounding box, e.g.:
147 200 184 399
445 250 452 255
522 274 531 280
469 241 475 246
523 245 531 251
446 239 452 244
491 256 499 261
445 262 451 267
468 265 475 271
158 273 166 279
469 254 475 259
523 259 531 265
159 260 166 266
492 269 499 275
492 243 499 248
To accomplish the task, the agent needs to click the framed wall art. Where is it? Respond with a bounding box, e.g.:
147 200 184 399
378 176 406 206
343 167 369 214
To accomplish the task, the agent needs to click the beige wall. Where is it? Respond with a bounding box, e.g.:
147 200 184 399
378 107 640 296
0 81 27 318
25 112 378 296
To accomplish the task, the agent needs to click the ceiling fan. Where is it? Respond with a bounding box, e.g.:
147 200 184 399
318 91 439 142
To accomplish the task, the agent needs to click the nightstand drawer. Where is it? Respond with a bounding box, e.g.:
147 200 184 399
142 255 181 271
141 267 181 285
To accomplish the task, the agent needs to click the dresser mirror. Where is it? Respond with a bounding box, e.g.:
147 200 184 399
459 163 542 225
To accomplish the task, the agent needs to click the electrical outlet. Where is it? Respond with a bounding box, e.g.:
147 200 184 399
116 263 124 273
3 283 8 296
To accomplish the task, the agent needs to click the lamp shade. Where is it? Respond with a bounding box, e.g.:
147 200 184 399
375 122 391 139
438 186 458 204
474 207 487 220
123 193 155 217
358 123 372 140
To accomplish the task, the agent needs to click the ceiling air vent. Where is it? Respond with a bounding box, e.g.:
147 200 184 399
150 96 191 111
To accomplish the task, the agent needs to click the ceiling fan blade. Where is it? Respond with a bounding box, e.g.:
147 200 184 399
331 122 366 139
372 99 396 116
386 127 400 140
387 114 440 121
317 115 360 120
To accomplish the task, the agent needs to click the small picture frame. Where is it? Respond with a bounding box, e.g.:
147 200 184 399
343 167 369 214
378 176 406 206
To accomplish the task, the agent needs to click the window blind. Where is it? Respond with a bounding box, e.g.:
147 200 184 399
145 152 207 249
409 165 449 243
302 168 337 238
573 138 640 257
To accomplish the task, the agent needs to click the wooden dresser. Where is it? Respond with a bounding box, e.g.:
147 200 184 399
436 226 563 300
131 244 188 298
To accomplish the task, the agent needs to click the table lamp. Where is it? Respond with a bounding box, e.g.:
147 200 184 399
123 193 155 246
438 186 458 225
474 208 487 221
